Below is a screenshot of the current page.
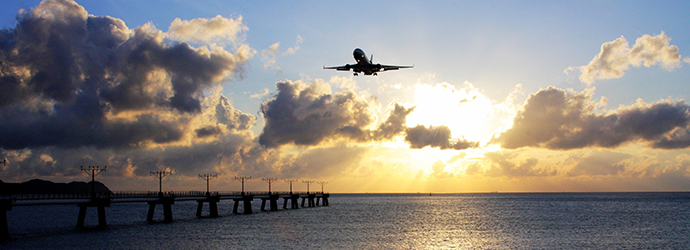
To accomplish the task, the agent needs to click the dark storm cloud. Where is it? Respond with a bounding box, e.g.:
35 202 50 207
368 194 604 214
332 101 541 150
491 87 690 150
258 80 414 148
0 0 251 150
405 125 479 150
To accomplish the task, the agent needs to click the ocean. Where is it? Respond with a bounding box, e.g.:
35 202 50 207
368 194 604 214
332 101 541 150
2 193 689 249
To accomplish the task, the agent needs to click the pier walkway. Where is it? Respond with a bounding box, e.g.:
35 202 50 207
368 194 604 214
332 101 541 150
0 191 329 240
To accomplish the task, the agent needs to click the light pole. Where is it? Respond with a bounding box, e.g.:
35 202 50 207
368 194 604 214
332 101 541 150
317 181 328 194
284 179 298 194
235 176 251 195
302 180 315 194
151 171 172 196
262 178 278 194
81 166 106 198
199 174 217 196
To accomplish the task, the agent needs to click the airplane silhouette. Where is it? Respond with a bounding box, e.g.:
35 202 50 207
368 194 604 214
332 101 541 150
323 48 413 76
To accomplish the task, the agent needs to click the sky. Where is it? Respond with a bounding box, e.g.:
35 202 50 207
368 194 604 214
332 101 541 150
1 0 690 193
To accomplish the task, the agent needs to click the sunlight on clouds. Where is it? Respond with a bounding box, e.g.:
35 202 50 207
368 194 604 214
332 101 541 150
406 82 495 143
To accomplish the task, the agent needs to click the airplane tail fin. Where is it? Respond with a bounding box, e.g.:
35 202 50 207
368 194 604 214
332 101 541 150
370 54 373 64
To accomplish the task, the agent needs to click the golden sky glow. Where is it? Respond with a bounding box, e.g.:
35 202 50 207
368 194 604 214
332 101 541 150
1 0 690 193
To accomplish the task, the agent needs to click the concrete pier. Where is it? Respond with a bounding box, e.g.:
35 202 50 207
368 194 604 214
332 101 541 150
147 196 175 222
0 200 11 241
320 193 330 206
196 195 219 217
1 191 330 240
232 195 253 214
260 194 280 211
301 194 316 208
282 194 300 209
76 198 110 229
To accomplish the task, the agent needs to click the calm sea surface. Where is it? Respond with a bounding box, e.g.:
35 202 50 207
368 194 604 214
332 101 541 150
2 193 689 249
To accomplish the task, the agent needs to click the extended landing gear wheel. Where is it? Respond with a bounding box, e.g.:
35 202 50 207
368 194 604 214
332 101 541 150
353 73 358 76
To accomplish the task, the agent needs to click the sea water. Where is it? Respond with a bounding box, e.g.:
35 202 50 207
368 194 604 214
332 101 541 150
2 193 689 249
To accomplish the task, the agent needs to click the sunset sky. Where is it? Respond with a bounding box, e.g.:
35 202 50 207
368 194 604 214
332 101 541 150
1 0 689 193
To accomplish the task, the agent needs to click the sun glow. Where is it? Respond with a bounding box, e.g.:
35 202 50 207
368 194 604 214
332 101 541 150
406 82 495 143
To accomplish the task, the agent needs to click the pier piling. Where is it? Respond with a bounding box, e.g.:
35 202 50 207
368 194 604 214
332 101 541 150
233 195 253 214
76 198 110 229
147 196 175 222
196 196 220 217
0 200 11 241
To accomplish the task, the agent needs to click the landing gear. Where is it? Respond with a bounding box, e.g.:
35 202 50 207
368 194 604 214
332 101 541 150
373 73 378 76
353 73 358 76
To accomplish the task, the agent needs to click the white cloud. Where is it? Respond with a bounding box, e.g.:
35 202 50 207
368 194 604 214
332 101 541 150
575 32 683 84
168 15 248 45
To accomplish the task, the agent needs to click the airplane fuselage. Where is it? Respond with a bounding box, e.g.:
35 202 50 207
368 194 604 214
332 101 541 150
324 48 412 76
352 48 379 75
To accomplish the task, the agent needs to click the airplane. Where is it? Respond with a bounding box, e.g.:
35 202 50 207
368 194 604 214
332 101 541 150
323 48 413 76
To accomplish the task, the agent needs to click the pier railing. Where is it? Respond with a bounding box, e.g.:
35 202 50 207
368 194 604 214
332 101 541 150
0 191 329 201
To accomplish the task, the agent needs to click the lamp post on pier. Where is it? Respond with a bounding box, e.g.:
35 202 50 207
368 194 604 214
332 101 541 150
151 171 172 197
262 178 278 194
199 174 217 196
317 181 328 194
284 179 298 194
302 180 315 194
235 176 251 195
81 166 106 198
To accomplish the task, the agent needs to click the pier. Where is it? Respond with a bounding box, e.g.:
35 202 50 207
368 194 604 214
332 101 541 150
0 191 330 240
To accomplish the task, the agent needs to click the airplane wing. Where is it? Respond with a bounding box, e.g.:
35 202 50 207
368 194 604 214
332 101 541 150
379 64 414 71
323 64 354 71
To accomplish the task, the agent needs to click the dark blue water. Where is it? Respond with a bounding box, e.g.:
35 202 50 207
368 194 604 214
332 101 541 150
2 193 689 249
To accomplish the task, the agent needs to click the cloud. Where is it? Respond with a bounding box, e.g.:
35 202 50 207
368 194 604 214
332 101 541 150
405 125 479 150
250 88 270 99
576 32 683 84
261 35 302 71
491 87 690 149
430 160 454 178
483 151 556 177
566 150 630 176
0 0 252 151
258 80 414 147
168 15 248 44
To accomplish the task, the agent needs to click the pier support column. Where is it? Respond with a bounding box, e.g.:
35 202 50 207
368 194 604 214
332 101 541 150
196 196 220 217
261 195 280 211
147 203 156 222
270 194 279 211
233 195 253 214
196 202 203 217
76 198 110 229
322 194 329 206
77 206 87 228
243 195 253 215
163 203 172 223
209 201 218 217
147 197 175 223
308 194 316 207
291 195 299 209
282 197 289 209
1 200 12 241
233 199 240 214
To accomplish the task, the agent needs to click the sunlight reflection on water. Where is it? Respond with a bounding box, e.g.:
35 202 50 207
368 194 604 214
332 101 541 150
2 193 689 249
